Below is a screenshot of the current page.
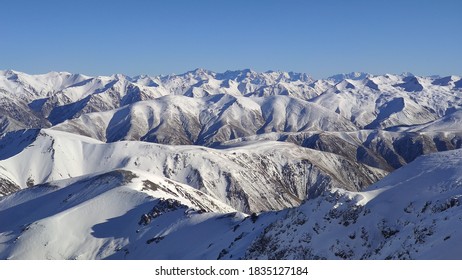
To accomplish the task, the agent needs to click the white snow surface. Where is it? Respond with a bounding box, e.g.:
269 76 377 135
1 148 462 259
0 129 386 213
1 70 461 135
1 69 462 259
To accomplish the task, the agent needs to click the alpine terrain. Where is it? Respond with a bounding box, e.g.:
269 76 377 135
1 69 462 259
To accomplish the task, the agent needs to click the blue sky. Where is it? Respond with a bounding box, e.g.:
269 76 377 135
1 0 461 78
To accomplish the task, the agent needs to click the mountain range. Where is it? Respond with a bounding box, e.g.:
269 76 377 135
0 69 462 259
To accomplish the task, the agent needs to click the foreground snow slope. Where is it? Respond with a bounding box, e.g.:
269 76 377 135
1 148 461 259
240 148 462 259
0 169 235 259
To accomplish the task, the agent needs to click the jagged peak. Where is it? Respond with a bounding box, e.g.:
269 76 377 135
109 73 132 81
400 71 415 77
183 68 215 77
327 72 369 83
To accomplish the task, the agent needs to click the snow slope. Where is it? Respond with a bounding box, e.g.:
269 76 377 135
0 169 235 259
0 129 386 213
219 129 462 171
51 94 358 145
240 148 462 259
1 148 462 259
406 109 462 132
1 70 461 136
1 69 462 260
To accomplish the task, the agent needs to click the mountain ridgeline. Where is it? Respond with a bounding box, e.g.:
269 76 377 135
1 69 462 259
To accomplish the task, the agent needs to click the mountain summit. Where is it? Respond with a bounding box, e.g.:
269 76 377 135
1 69 462 259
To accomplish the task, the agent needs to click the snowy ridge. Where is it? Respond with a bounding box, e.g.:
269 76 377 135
219 129 462 171
1 69 462 259
0 169 235 259
0 129 386 213
406 109 462 132
1 149 462 259
1 70 461 135
51 94 358 145
240 148 462 259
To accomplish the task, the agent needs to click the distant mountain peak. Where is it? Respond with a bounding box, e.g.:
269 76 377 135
328 72 369 83
400 72 415 77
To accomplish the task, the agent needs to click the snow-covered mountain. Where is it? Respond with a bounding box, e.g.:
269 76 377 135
0 169 236 259
2 148 462 259
221 129 462 171
2 69 461 136
51 94 358 145
406 109 462 132
0 129 385 213
1 69 462 259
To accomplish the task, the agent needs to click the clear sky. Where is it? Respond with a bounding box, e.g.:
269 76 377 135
1 0 461 78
